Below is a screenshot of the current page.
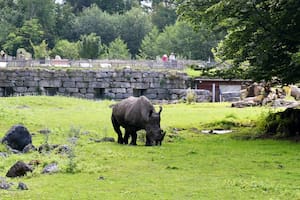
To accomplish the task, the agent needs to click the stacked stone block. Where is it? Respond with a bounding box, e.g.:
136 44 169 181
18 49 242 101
0 68 210 101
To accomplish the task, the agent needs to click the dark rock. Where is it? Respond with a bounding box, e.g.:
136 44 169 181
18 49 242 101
0 177 11 190
6 161 32 178
17 182 28 190
38 144 59 153
92 137 115 143
100 137 115 142
22 143 36 153
56 144 71 154
98 176 105 180
2 125 32 151
42 163 59 174
38 129 51 134
93 139 101 143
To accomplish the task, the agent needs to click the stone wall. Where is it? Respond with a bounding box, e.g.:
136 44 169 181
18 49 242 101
0 68 211 101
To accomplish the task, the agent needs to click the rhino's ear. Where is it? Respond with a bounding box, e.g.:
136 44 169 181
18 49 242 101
158 106 162 115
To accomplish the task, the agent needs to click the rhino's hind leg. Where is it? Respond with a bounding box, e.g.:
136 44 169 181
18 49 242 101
124 129 130 144
111 115 123 144
130 132 137 145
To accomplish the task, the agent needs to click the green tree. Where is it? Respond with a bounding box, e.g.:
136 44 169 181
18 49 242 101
0 0 23 27
3 19 44 55
177 0 300 84
64 0 95 13
18 0 56 28
78 33 102 59
157 21 215 60
31 40 49 59
98 0 139 14
2 33 24 56
151 2 177 31
0 1 22 48
0 0 57 50
66 0 138 14
120 7 152 58
73 4 119 45
0 22 15 50
18 0 56 47
138 27 160 59
139 21 217 60
54 3 76 41
51 40 79 59
107 37 131 59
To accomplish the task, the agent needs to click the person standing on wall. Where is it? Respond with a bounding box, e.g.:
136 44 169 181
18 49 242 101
162 54 168 67
169 52 177 68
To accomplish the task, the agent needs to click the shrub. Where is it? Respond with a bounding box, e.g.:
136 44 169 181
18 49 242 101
260 108 300 138
186 88 196 104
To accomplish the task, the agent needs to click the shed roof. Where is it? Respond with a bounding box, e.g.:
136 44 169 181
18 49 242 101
194 78 252 82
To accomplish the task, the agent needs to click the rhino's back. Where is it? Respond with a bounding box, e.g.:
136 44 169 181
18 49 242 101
113 96 153 126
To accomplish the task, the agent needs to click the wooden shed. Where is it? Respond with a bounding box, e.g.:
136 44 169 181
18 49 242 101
194 78 250 102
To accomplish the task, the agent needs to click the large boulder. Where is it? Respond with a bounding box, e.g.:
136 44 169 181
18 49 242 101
291 85 300 100
2 125 32 151
6 161 32 178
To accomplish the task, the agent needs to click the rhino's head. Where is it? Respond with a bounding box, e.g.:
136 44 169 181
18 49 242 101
155 130 166 146
145 106 165 146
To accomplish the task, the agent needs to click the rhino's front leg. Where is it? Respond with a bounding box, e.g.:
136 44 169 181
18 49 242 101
118 136 124 144
145 135 152 146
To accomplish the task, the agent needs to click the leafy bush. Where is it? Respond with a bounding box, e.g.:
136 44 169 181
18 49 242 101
259 108 300 138
186 88 196 104
205 119 239 130
65 147 77 174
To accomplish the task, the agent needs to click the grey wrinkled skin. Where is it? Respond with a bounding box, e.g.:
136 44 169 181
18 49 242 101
111 96 165 146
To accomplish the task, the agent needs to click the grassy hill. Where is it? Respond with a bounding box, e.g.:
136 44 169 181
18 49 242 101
0 96 299 199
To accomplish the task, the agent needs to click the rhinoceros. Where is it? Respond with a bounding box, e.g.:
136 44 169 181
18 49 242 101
111 96 165 146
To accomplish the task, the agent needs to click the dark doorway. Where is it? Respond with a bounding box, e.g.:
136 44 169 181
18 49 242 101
133 89 147 97
2 87 14 97
94 88 105 99
44 87 58 96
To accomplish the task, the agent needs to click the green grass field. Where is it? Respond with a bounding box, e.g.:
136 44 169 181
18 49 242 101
0 96 299 199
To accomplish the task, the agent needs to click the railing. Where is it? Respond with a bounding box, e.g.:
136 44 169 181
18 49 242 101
0 58 214 70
